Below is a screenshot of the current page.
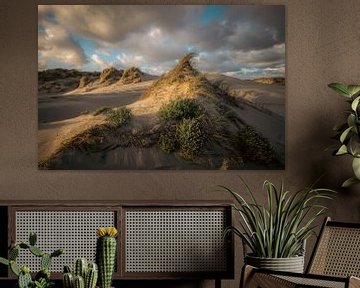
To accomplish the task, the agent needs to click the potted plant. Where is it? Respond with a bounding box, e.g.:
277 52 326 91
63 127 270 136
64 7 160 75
0 232 63 288
96 227 118 288
328 83 360 187
221 179 334 273
62 258 98 288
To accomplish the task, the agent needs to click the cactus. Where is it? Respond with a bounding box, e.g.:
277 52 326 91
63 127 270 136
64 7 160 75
85 263 98 288
29 232 37 246
96 227 118 288
51 248 64 258
29 245 44 257
0 232 64 288
74 258 88 279
10 260 20 276
35 268 50 281
19 270 32 288
63 260 98 288
64 265 72 273
0 257 9 266
19 243 29 249
9 246 19 260
74 275 85 288
63 272 74 288
41 253 52 270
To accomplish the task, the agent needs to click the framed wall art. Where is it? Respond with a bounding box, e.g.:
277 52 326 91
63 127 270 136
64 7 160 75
38 5 285 170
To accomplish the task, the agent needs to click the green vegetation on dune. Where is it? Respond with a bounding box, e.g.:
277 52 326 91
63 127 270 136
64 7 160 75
177 118 206 160
106 107 132 128
237 125 276 165
157 98 208 160
158 128 178 153
158 98 203 122
93 106 111 116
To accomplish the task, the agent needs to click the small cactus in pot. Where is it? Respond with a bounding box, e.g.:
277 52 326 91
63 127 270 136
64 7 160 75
96 227 118 288
62 259 98 288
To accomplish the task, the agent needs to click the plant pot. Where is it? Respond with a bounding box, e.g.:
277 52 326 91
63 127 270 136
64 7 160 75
245 254 305 273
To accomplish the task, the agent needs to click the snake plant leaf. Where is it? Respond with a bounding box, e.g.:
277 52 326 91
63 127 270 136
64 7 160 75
352 157 360 179
347 85 360 97
342 177 360 188
328 83 351 97
221 180 335 258
340 127 353 143
336 145 348 155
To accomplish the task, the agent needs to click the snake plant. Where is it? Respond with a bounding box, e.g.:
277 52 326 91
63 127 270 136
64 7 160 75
328 83 360 187
221 178 335 258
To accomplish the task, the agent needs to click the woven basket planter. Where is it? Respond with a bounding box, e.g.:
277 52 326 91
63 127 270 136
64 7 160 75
245 254 305 273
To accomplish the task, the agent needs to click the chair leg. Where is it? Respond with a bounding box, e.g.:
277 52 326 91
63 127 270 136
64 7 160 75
215 278 221 288
240 265 255 288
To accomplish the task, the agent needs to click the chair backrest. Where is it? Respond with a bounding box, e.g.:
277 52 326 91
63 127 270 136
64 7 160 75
307 217 360 277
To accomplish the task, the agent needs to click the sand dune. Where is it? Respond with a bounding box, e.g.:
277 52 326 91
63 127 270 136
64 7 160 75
206 73 285 117
38 114 106 165
38 55 285 169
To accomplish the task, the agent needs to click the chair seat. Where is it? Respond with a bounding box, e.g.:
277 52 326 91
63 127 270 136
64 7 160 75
242 265 360 288
277 274 346 288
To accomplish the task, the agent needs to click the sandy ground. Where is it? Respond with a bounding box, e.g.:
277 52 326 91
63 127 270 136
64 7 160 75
38 81 155 163
39 75 285 168
206 73 285 117
38 114 106 164
39 81 155 122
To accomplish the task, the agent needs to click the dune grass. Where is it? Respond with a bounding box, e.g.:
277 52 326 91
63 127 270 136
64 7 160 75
158 98 204 122
177 117 206 160
238 125 276 164
106 107 132 128
93 106 111 116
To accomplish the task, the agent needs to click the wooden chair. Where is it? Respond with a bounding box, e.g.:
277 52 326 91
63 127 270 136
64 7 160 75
241 217 360 288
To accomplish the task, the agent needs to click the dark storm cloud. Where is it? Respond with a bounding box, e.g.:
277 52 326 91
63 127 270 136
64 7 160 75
38 5 285 77
38 5 202 43
196 6 285 52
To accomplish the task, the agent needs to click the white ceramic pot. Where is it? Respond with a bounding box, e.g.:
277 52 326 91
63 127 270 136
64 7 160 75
245 254 305 273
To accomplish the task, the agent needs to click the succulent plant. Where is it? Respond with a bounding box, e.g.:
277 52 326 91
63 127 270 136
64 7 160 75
85 262 98 288
62 266 74 288
74 258 88 280
96 227 118 288
0 232 63 288
74 275 85 288
63 260 98 288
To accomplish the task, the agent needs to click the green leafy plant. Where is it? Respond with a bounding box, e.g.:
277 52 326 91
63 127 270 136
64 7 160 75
33 278 54 288
328 83 360 187
221 179 334 258
0 232 63 288
158 129 178 153
106 107 131 128
158 98 203 122
177 117 206 160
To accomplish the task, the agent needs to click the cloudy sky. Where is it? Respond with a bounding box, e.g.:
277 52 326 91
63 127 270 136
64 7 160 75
38 5 285 79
